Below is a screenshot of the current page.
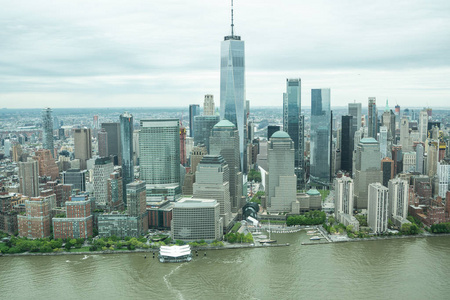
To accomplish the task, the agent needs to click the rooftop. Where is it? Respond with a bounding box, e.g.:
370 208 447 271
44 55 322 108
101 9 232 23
359 137 378 144
306 189 321 196
271 131 290 139
214 119 235 128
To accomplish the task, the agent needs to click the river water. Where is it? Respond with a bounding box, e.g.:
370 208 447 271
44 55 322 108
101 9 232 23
1 232 449 300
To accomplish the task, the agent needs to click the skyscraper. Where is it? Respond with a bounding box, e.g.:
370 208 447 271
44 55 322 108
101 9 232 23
210 120 243 212
283 78 304 186
120 112 134 204
341 115 354 173
19 159 39 197
379 126 388 158
388 178 409 225
310 88 332 184
220 1 245 170
74 128 92 170
368 97 378 139
348 102 362 131
203 94 215 116
139 119 181 200
193 115 220 152
93 157 114 205
266 131 296 213
126 180 149 236
42 108 54 157
98 128 108 158
368 183 389 234
101 123 121 165
189 104 200 138
419 109 428 143
334 176 354 218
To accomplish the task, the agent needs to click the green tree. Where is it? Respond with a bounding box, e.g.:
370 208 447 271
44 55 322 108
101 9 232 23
64 242 72 251
346 225 354 232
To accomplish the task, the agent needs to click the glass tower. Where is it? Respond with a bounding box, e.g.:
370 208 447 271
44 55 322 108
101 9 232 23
220 2 245 171
310 88 332 185
42 107 54 157
283 78 304 185
120 112 134 204
368 97 378 139
189 104 200 138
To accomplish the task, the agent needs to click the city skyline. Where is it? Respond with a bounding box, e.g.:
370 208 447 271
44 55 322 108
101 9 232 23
1 1 449 109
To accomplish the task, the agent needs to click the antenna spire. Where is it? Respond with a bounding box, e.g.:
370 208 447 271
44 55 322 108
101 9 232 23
231 0 234 36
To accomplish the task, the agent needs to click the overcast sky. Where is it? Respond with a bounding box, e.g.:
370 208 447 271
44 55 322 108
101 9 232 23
1 0 449 109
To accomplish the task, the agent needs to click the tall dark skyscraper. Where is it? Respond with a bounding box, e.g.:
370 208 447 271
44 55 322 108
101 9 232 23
283 78 304 185
348 102 362 133
101 123 121 165
267 125 280 139
42 108 54 157
310 88 332 185
220 1 245 171
368 97 378 139
189 104 200 138
341 115 354 173
193 115 220 152
120 112 134 204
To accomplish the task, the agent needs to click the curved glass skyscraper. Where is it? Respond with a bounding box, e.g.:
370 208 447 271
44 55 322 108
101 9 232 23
120 112 134 204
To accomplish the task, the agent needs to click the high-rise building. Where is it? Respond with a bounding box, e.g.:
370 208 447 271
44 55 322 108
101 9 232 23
53 194 93 239
18 159 39 197
120 112 134 204
180 126 187 166
348 102 362 133
74 128 92 170
189 104 200 138
63 169 87 192
334 176 354 221
34 149 59 180
101 123 121 165
98 128 108 158
18 196 51 239
283 78 304 185
403 152 416 173
437 161 450 198
419 109 429 143
379 126 388 158
267 125 280 139
93 157 114 205
220 2 245 170
93 115 99 129
427 141 439 177
368 183 389 234
310 88 332 185
42 108 54 157
171 198 222 242
382 102 396 142
139 119 181 200
354 138 382 210
368 97 378 139
341 115 354 173
388 178 409 226
193 115 220 152
107 172 124 212
203 94 215 116
400 117 412 152
193 155 232 229
126 180 149 236
416 143 425 174
381 157 394 187
210 120 243 212
266 131 296 213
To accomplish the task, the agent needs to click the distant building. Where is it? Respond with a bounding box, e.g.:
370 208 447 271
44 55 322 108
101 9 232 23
368 183 389 234
18 159 39 197
98 213 141 238
267 125 280 139
189 104 200 137
107 172 124 212
101 123 121 165
403 152 416 173
193 115 220 152
93 157 114 205
388 178 410 227
63 169 87 192
171 198 222 242
53 193 93 239
98 128 108 158
419 109 428 143
341 115 354 173
437 161 450 198
34 149 59 180
18 196 52 239
42 108 54 157
368 97 378 139
120 112 134 204
74 128 92 170
203 94 215 116
381 157 394 187
348 103 362 132
126 180 149 235
334 176 354 219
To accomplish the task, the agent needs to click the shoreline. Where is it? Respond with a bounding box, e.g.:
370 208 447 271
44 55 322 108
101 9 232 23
0 243 290 257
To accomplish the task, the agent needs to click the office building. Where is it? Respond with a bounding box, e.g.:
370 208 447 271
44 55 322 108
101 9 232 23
139 119 181 200
18 159 39 197
74 128 92 170
120 112 134 204
101 123 121 165
18 196 51 239
193 155 232 229
126 180 149 236
193 115 220 152
220 3 245 170
171 198 222 242
210 120 243 212
334 176 357 229
403 152 416 173
63 169 87 192
203 94 215 116
368 183 389 234
379 126 388 158
341 115 354 173
53 194 93 239
42 108 54 156
416 143 425 174
400 117 413 152
382 104 396 142
388 178 409 227
34 149 59 180
98 128 108 157
107 172 124 212
98 213 142 238
348 102 362 132
267 125 280 139
310 88 332 185
189 104 200 137
354 138 382 210
437 161 450 198
427 141 439 177
93 157 114 205
266 131 296 213
368 97 378 139
283 78 304 185
381 157 394 187
419 109 428 143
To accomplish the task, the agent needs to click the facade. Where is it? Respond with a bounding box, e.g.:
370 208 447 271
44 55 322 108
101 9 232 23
189 104 200 138
18 159 39 197
388 178 409 227
193 115 220 152
34 149 59 180
268 125 281 139
400 117 413 152
74 128 92 170
348 103 362 132
101 123 121 165
427 141 439 177
368 97 378 139
53 194 93 239
416 143 425 174
283 78 304 185
220 18 245 170
98 128 108 157
210 120 243 212
203 94 215 116
419 109 428 143
18 196 51 239
379 126 388 158
354 138 382 210
266 131 296 213
171 198 222 242
120 112 134 204
93 157 114 205
341 115 354 173
437 161 450 198
107 172 124 212
139 119 181 199
98 213 140 238
381 157 395 187
42 108 54 156
368 183 389 234
63 169 87 192
334 176 354 217
126 180 149 236
193 155 232 229
382 108 396 142
403 152 417 173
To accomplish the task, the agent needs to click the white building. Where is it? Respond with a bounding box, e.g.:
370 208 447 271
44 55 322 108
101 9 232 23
334 176 354 217
379 126 388 158
419 109 428 143
388 178 410 227
437 161 450 198
368 183 389 234
93 157 114 204
402 152 416 173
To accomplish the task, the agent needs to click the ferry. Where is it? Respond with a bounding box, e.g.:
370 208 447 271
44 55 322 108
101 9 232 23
158 245 192 263
309 236 321 241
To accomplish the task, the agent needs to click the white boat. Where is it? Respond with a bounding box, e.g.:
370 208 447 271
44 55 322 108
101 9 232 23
310 236 321 241
158 245 192 263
